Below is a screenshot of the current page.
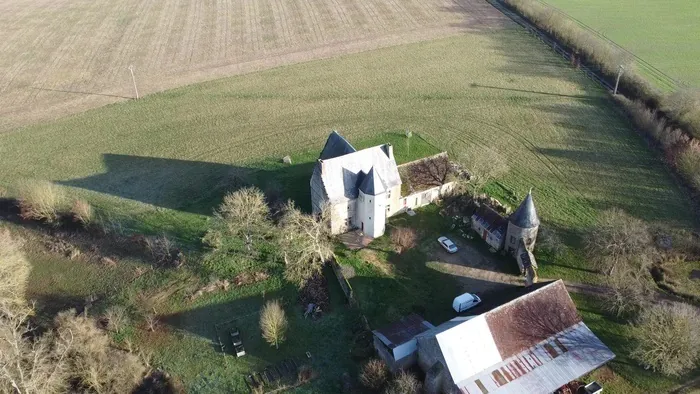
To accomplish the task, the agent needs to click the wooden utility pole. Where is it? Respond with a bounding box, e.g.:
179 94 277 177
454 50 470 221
613 65 624 95
128 65 139 99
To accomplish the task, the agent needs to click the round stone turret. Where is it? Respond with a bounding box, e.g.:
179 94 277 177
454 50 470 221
505 190 540 256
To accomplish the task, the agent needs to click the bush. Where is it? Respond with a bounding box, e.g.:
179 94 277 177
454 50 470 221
71 199 93 226
585 208 654 274
676 143 700 191
604 265 652 316
662 89 700 139
631 303 700 376
104 305 130 334
55 310 147 393
384 371 422 394
17 180 66 223
390 227 418 253
0 229 29 307
144 235 182 268
260 300 288 349
359 359 389 391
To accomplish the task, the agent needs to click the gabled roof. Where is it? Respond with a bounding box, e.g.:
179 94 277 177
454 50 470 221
510 190 539 229
319 130 357 160
416 281 614 394
372 313 435 348
315 132 401 203
359 167 386 195
472 204 508 235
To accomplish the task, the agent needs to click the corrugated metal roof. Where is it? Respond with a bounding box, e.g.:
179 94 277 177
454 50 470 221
457 322 615 394
509 191 539 229
373 314 434 347
419 281 613 392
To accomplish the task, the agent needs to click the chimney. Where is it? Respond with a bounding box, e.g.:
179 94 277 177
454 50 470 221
318 159 324 173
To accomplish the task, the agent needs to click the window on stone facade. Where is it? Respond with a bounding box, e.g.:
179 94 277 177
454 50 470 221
510 236 516 243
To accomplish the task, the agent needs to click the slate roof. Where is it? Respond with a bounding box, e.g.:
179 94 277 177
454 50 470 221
472 204 508 235
416 281 614 394
316 132 401 203
359 167 386 196
510 190 539 229
319 130 357 160
373 313 435 348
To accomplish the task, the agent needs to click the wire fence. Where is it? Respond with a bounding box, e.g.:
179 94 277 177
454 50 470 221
488 0 686 94
535 0 686 91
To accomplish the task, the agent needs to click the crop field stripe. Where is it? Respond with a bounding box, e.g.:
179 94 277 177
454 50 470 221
268 0 293 48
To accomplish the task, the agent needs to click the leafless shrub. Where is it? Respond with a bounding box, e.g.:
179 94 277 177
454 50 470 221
631 302 700 376
279 201 334 287
359 358 389 391
407 154 453 188
604 265 653 316
17 180 66 223
71 199 93 226
676 143 700 191
260 299 288 349
204 187 271 252
144 235 182 268
144 313 159 333
0 230 29 308
457 146 508 193
384 371 422 394
0 305 70 394
662 89 700 139
585 208 654 275
103 305 130 334
55 310 147 393
390 227 418 253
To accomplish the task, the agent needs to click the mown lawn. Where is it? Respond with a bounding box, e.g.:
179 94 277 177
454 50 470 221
543 0 700 87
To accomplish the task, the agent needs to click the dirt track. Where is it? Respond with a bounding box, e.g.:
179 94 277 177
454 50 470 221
0 0 509 132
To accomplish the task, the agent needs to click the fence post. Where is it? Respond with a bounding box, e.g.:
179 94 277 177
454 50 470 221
613 65 624 95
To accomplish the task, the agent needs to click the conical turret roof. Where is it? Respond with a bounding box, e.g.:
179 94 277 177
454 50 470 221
359 167 385 195
510 190 539 228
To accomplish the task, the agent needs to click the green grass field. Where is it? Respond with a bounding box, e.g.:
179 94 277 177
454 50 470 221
543 0 700 87
2 27 698 393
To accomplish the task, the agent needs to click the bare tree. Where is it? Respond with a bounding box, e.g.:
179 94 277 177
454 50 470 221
585 208 654 275
278 201 334 287
604 264 653 316
390 227 418 253
407 155 452 188
259 300 288 349
0 305 71 394
55 310 147 393
204 187 271 252
631 302 700 376
458 147 508 193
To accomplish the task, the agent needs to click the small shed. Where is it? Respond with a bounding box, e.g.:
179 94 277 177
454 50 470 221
372 314 435 371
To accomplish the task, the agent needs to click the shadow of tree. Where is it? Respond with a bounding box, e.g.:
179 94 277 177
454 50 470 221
60 154 315 215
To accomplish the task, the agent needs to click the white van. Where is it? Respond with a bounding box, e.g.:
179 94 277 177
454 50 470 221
452 293 482 313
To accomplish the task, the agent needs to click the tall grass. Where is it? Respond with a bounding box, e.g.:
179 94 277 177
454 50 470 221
17 180 66 223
